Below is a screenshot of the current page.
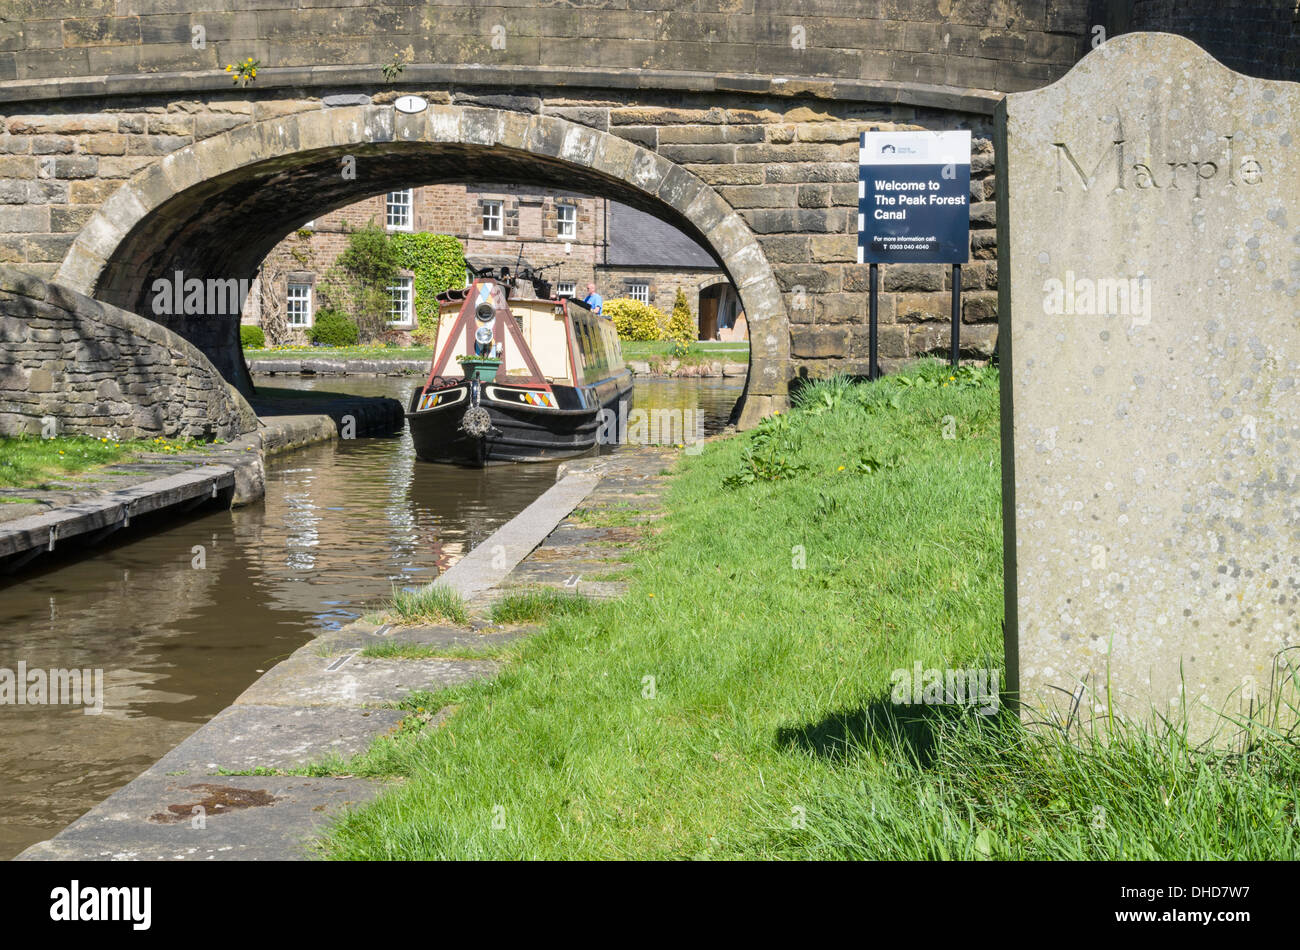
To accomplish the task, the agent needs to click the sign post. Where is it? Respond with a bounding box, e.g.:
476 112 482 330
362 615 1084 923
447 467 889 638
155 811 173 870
858 130 971 373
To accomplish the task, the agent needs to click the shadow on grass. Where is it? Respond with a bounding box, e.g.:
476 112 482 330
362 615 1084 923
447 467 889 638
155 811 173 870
776 693 1016 768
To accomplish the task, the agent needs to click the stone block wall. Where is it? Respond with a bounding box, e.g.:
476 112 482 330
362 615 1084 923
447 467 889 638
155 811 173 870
0 2 1091 95
1 88 1009 389
1126 0 1299 82
0 266 257 440
783 134 999 374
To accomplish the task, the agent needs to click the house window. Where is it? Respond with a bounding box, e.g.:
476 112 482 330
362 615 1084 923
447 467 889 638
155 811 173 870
556 282 576 297
556 204 576 239
628 282 650 304
482 200 503 236
386 189 412 231
387 277 413 325
286 282 312 326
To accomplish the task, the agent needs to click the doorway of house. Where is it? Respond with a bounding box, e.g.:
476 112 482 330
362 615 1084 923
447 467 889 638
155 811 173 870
698 282 747 342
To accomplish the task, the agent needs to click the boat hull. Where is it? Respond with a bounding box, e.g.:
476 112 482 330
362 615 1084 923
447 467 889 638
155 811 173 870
406 371 634 467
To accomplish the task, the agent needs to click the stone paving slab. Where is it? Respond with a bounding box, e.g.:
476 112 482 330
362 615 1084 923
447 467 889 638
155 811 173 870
15 775 384 861
312 623 528 654
0 464 236 560
147 705 407 776
436 472 600 600
493 575 630 601
233 653 498 708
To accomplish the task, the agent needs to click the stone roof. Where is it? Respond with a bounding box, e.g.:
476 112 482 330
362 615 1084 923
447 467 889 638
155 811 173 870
605 203 720 269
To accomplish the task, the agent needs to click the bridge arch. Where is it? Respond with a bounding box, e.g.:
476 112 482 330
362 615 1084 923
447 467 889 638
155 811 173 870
56 105 788 426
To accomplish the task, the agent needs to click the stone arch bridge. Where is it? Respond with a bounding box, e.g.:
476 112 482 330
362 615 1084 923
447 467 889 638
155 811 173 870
1 0 1278 436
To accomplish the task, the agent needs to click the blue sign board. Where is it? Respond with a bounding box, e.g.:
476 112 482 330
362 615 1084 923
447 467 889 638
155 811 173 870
858 131 971 264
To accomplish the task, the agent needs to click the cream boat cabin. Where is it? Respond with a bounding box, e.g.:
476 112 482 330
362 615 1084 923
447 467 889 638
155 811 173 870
406 271 633 466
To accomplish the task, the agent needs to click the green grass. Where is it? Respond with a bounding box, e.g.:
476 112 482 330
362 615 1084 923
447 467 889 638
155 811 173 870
0 434 210 489
569 505 643 528
370 583 470 628
621 340 748 368
360 642 510 661
488 589 593 625
317 360 1300 859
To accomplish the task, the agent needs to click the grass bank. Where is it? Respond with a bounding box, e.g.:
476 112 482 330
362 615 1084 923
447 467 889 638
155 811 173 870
0 435 208 490
320 361 1300 859
620 341 749 367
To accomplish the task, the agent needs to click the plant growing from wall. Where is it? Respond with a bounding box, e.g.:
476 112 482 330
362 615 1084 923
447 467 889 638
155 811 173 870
390 232 466 344
224 58 259 87
382 51 412 83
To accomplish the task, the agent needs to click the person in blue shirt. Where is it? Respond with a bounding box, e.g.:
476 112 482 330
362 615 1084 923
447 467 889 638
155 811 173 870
583 282 603 315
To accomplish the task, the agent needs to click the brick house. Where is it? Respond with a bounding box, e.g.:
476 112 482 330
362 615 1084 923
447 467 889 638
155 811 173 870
244 184 744 345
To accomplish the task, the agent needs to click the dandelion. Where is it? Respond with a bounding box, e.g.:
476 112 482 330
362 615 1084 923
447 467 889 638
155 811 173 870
837 465 845 471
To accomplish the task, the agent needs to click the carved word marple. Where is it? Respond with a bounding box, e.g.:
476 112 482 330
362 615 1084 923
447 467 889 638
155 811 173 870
1053 132 1264 198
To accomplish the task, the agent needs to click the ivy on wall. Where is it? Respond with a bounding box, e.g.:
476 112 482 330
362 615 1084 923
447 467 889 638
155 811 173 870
390 232 467 344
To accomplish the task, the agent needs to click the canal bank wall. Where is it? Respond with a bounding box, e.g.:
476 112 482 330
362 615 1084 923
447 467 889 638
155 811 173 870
247 357 750 381
15 444 678 860
0 391 403 573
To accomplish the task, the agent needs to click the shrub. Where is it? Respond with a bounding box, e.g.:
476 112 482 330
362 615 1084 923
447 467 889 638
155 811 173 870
239 324 266 349
605 297 669 341
308 308 359 346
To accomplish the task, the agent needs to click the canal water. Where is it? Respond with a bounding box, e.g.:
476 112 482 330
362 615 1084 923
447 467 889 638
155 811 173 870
0 376 741 858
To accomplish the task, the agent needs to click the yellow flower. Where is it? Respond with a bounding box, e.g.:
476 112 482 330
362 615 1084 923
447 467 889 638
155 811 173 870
837 465 845 471
647 593 654 598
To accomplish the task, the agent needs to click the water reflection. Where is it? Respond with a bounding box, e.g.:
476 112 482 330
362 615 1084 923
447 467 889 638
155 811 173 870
0 375 741 857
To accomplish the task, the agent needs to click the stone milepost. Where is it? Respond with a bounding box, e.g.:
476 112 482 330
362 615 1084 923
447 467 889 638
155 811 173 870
997 32 1300 743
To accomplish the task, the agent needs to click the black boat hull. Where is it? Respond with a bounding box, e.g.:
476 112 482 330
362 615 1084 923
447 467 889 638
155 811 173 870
406 371 634 467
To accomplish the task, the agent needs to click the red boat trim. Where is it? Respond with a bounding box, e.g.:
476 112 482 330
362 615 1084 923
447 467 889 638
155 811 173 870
421 279 553 396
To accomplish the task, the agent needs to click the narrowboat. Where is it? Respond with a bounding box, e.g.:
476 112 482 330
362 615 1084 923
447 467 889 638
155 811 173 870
406 269 634 466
